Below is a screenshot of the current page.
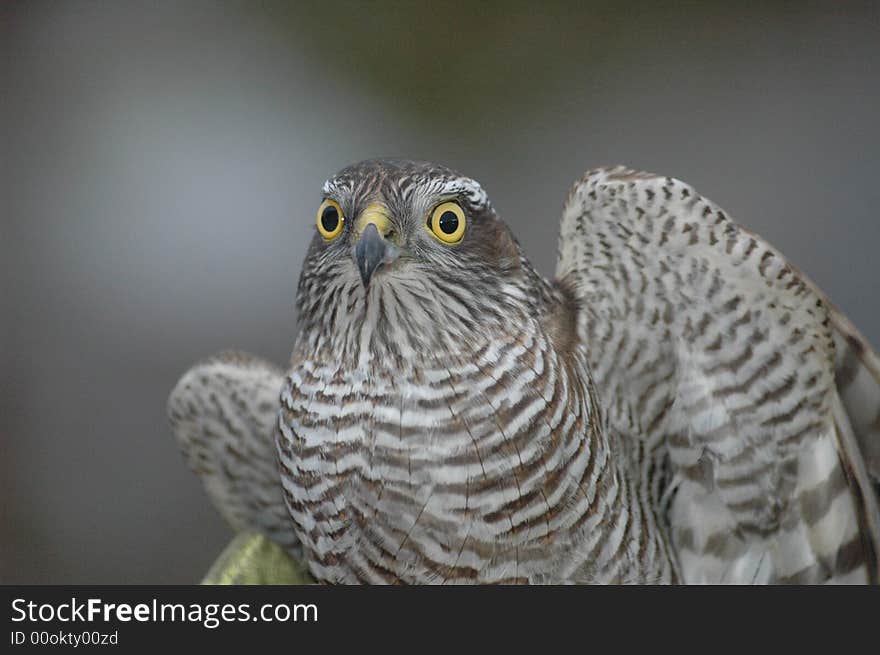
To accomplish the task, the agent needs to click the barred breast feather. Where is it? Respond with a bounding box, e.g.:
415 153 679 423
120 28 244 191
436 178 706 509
277 310 677 583
557 167 880 583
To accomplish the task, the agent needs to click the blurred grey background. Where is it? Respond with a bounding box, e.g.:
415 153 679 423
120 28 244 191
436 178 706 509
2 1 878 583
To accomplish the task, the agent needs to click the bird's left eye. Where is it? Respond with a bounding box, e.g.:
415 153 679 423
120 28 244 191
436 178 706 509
316 199 344 240
426 202 466 244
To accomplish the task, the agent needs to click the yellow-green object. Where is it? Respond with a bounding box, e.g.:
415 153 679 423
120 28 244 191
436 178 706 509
201 532 314 585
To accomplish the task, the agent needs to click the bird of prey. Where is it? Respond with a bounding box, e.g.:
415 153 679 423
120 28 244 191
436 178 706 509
169 159 880 584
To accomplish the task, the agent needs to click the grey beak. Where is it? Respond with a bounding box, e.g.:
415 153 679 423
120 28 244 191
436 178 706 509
354 223 390 287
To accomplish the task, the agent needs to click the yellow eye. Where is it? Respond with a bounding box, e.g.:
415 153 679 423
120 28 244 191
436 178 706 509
316 199 344 240
426 202 466 244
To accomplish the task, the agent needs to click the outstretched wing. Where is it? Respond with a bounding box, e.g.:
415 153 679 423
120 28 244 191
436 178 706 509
167 351 301 557
556 167 880 583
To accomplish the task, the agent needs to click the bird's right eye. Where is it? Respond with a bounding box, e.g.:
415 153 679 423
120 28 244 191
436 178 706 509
316 199 345 240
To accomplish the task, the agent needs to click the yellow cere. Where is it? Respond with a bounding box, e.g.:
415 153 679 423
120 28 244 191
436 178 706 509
316 199 344 240
356 202 393 237
427 201 466 244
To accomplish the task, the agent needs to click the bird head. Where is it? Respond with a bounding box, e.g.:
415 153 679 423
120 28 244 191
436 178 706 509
294 159 547 359
308 159 516 285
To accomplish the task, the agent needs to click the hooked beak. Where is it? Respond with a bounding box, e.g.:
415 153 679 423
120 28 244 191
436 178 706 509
355 223 391 287
353 204 400 287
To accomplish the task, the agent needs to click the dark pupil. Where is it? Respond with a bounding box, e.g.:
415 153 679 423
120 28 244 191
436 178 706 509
438 210 459 234
321 205 339 232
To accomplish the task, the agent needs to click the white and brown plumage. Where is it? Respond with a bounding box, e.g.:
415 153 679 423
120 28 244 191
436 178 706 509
169 159 880 584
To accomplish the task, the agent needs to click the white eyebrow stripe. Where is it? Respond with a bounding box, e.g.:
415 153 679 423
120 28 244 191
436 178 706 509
322 166 491 213
428 178 490 208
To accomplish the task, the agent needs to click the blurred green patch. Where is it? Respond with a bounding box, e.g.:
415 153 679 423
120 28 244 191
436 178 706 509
257 0 788 128
202 532 314 585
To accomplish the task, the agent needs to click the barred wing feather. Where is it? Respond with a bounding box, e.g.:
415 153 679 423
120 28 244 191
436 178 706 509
555 167 880 583
167 351 302 558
